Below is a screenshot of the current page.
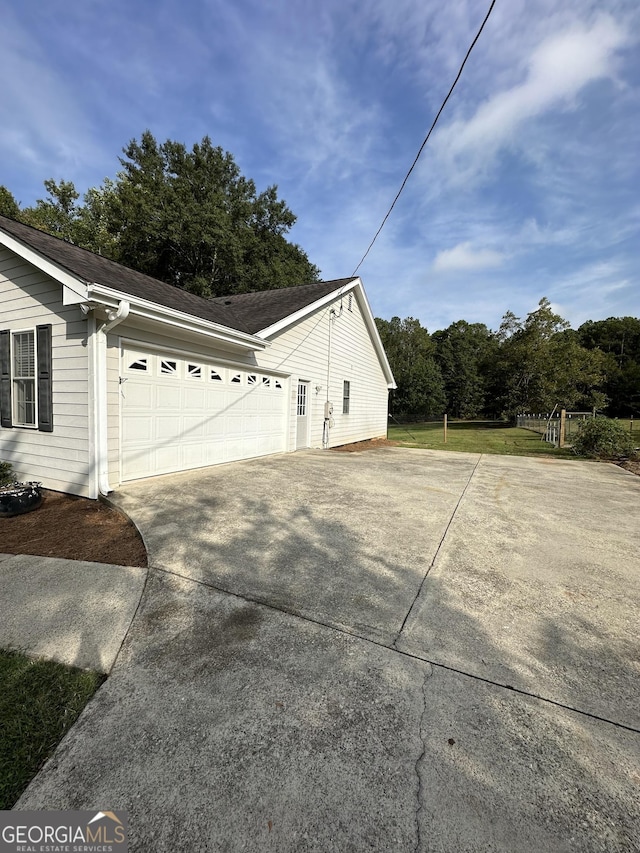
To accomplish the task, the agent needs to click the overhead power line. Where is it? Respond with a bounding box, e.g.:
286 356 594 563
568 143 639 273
351 0 496 277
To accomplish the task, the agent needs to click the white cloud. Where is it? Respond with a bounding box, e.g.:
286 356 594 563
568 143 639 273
434 15 630 183
432 242 505 272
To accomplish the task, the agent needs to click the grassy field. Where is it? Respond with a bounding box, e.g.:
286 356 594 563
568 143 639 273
0 649 104 808
388 420 577 458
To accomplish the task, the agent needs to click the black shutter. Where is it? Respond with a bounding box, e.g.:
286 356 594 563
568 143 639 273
0 329 11 428
36 324 53 432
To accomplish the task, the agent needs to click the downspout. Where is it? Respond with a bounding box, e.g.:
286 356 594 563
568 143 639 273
95 301 130 496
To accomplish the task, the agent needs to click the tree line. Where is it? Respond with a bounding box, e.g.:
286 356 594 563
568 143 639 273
375 306 640 420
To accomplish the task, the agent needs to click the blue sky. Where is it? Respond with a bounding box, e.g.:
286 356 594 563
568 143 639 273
1 0 638 332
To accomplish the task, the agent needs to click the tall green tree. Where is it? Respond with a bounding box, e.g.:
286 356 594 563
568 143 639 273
4 132 319 297
578 317 640 416
20 179 81 242
375 317 446 418
102 132 319 296
432 320 496 418
487 298 606 417
0 186 20 219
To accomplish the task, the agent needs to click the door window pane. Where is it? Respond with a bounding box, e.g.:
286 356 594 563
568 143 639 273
297 383 307 416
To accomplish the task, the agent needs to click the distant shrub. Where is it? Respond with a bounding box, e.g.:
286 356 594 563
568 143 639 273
572 418 637 460
0 461 13 486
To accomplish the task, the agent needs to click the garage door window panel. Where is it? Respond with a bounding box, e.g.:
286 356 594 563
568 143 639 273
160 359 178 376
127 356 148 372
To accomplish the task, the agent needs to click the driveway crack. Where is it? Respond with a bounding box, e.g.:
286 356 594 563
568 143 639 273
392 454 483 649
414 663 433 853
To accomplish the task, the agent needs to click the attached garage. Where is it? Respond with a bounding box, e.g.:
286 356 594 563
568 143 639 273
120 344 288 481
0 214 395 498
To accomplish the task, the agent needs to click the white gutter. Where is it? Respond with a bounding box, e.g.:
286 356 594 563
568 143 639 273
87 283 268 351
94 301 130 496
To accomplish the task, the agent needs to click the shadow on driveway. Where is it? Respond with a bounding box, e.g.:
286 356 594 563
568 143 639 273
16 448 640 852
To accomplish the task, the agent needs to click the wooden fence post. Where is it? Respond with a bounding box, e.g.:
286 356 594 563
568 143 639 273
444 413 448 444
559 409 566 448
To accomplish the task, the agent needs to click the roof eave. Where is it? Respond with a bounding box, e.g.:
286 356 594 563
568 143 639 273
353 281 397 389
0 228 89 302
258 278 396 388
255 279 359 339
86 283 269 351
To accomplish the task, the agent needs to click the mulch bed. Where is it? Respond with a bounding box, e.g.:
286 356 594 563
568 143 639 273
0 490 147 567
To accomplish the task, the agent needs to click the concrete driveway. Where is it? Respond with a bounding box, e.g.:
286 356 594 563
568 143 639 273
17 449 640 852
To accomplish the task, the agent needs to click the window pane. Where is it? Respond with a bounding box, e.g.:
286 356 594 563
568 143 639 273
13 332 35 377
343 380 350 414
160 359 177 375
14 378 36 425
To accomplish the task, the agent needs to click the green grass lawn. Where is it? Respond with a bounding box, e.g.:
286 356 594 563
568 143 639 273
388 420 577 458
0 649 104 808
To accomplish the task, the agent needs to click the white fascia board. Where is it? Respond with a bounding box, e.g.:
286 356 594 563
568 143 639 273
87 283 268 351
353 281 397 390
256 279 359 339
0 229 89 303
258 277 397 389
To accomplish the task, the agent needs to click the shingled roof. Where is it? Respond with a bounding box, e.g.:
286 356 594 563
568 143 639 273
0 215 352 336
210 278 357 335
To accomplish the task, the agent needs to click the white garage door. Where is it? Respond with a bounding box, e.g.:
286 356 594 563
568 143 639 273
120 346 288 481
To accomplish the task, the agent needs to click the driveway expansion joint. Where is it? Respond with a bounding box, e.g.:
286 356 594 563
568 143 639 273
109 565 150 675
146 561 640 737
391 454 484 650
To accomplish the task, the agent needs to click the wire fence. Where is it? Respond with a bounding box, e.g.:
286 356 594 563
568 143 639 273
517 412 638 446
516 411 594 445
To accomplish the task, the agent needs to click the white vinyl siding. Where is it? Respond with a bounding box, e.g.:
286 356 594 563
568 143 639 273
0 247 91 496
255 290 389 450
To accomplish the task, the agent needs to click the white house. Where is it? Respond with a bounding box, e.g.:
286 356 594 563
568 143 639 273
0 215 395 498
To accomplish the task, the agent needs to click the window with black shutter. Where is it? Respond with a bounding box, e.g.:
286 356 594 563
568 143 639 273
0 325 52 431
